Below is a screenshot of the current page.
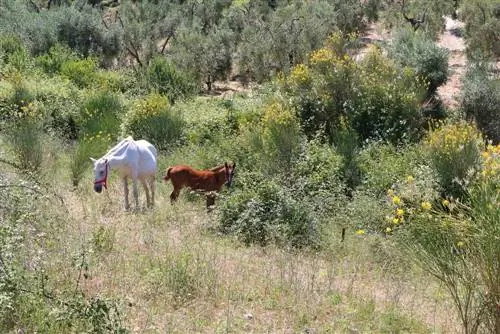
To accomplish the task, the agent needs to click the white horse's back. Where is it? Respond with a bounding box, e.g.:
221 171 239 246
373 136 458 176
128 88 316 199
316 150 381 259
134 139 157 177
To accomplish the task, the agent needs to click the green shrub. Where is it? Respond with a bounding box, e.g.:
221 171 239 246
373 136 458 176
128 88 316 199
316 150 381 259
460 62 500 144
79 91 122 138
0 34 24 62
34 76 82 141
60 57 98 88
358 142 423 194
218 176 320 248
122 93 184 151
461 0 500 58
0 34 30 71
146 56 198 104
423 121 484 199
35 43 78 75
388 28 449 96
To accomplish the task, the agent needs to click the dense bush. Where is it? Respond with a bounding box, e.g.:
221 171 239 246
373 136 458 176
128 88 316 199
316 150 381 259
358 142 424 194
460 0 500 58
60 57 98 88
0 2 121 58
79 90 122 138
122 93 184 151
217 176 320 248
460 61 500 144
146 56 198 104
35 43 78 75
388 28 449 97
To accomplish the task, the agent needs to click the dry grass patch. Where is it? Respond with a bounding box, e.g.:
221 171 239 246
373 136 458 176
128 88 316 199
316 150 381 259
41 164 461 333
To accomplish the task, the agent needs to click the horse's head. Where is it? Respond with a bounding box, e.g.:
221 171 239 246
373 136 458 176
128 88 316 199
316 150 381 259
90 157 108 193
224 162 236 188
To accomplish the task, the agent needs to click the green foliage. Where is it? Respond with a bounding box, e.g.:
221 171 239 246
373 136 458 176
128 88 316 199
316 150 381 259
79 91 122 138
217 176 320 248
460 0 500 58
60 57 98 88
122 93 184 151
0 2 121 58
0 34 31 72
170 25 234 90
358 142 423 194
235 1 343 82
146 56 198 103
460 61 500 144
388 28 449 96
379 0 455 39
35 43 78 75
4 116 44 173
423 121 484 200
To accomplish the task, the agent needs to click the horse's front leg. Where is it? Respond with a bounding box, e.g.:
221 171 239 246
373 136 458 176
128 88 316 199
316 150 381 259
123 177 130 211
206 193 215 211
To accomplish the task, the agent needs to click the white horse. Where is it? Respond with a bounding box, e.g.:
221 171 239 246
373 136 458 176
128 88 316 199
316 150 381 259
91 136 157 210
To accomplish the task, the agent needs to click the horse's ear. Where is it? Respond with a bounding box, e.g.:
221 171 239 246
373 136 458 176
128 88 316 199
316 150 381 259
232 162 236 169
225 162 228 168
90 157 97 164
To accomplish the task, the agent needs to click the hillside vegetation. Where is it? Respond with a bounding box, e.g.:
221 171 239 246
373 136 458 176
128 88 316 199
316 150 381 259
0 0 499 333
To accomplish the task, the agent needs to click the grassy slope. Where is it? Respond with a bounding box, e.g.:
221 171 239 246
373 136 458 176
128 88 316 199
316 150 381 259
43 145 460 333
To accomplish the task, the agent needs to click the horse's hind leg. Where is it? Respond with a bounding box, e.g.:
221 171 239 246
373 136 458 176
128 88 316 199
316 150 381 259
123 177 130 211
148 175 155 207
132 178 139 209
140 178 151 208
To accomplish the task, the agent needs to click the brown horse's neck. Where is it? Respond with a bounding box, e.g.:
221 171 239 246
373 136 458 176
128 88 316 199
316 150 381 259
209 165 225 172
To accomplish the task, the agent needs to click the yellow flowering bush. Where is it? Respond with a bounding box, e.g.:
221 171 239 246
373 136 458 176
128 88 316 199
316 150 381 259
261 101 302 171
281 33 427 144
424 121 484 199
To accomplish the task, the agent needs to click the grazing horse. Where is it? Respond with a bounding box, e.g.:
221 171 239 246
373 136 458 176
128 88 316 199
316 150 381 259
163 162 236 208
91 136 157 210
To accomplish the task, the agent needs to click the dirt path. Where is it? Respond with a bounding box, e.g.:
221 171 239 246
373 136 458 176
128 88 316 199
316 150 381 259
437 16 467 110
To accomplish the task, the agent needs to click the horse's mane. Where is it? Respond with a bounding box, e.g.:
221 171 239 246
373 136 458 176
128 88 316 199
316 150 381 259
103 137 135 160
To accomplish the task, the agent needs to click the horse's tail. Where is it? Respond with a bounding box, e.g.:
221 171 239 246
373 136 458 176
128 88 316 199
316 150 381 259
163 167 172 182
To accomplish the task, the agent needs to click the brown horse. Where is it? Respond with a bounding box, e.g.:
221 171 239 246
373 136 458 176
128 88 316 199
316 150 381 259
163 162 236 208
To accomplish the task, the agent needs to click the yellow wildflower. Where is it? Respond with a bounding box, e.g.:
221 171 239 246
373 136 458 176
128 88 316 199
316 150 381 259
406 175 414 183
385 227 392 233
392 196 401 206
421 201 432 210
457 241 465 248
396 208 405 217
387 189 394 196
392 218 400 224
442 199 450 207
356 229 365 235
